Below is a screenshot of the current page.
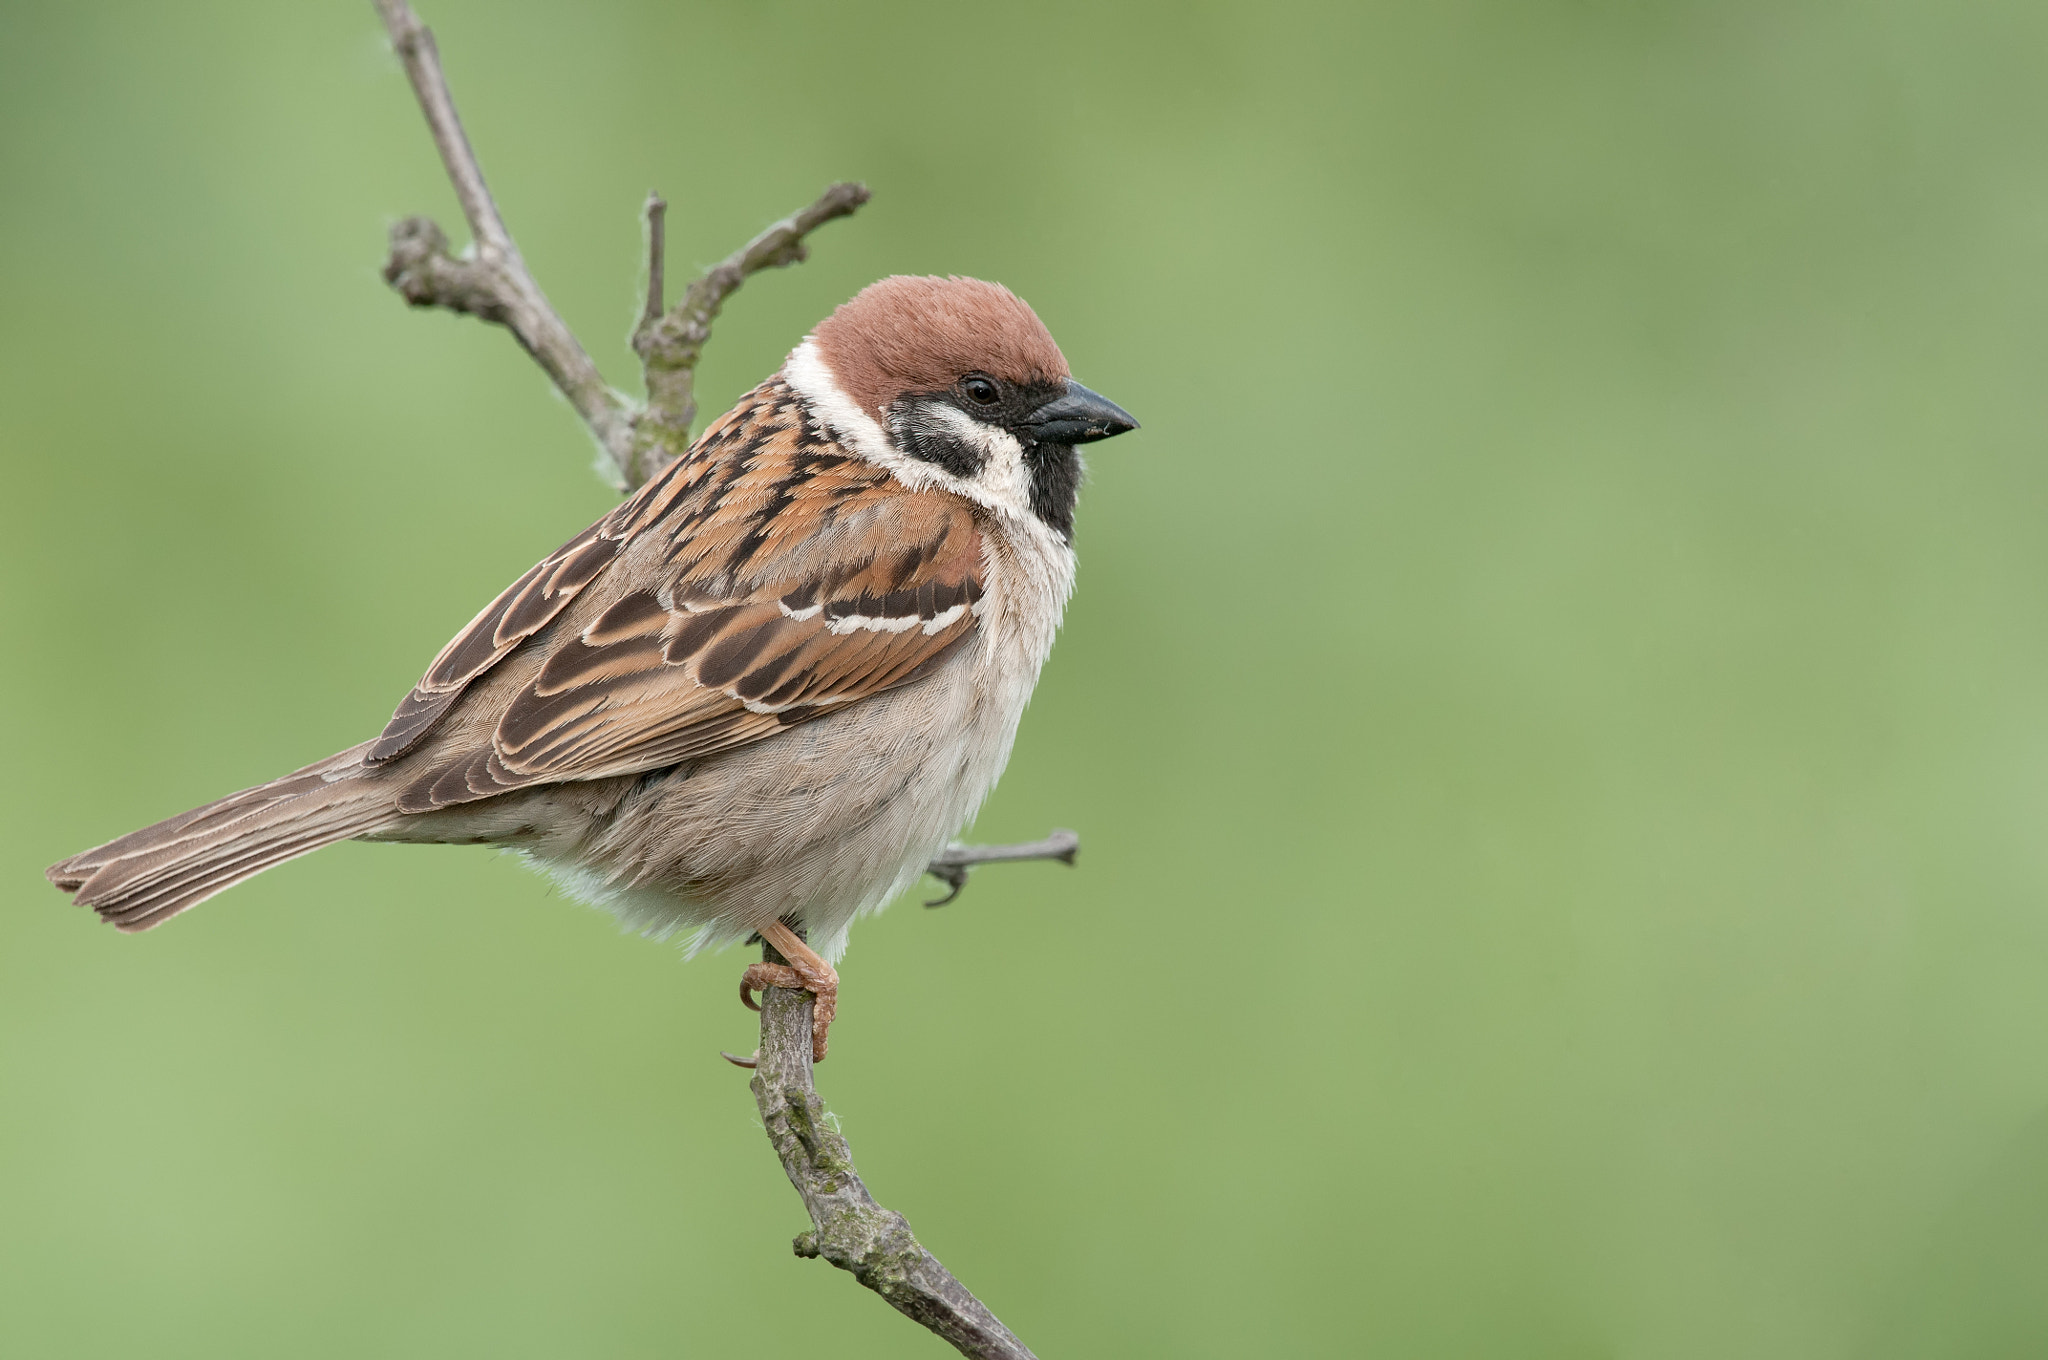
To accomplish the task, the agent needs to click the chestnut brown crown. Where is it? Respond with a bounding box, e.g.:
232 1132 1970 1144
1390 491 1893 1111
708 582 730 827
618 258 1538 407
811 275 1070 419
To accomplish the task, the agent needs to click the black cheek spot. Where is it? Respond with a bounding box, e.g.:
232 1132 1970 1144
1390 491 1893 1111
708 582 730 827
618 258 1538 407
889 397 986 478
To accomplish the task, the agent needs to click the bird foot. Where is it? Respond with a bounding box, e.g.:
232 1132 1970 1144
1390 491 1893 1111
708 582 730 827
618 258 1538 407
737 921 838 1063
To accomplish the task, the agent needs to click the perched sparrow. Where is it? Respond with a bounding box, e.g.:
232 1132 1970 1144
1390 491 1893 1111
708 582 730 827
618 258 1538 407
47 275 1137 1060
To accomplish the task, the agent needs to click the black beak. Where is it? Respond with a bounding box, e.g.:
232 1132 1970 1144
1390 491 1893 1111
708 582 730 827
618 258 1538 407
1021 380 1139 446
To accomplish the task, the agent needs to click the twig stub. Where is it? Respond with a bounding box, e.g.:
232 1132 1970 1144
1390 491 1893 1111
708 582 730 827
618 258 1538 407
638 191 667 333
381 217 507 323
924 829 1080 906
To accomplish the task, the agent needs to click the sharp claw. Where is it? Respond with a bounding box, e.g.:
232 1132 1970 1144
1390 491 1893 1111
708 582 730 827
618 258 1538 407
741 962 803 1011
721 1049 760 1069
923 866 968 907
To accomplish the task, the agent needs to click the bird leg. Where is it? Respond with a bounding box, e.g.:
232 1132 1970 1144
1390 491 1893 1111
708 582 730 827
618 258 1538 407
737 919 838 1063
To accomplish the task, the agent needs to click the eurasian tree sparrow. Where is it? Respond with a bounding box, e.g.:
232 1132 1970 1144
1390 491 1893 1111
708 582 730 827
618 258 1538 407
47 275 1138 1060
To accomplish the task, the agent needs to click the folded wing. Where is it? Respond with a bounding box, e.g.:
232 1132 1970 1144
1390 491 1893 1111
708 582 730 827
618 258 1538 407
376 378 986 814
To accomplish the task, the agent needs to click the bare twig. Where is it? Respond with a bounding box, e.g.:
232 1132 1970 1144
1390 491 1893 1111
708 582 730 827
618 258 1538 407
375 0 868 493
627 181 871 485
747 939 1039 1360
639 192 667 332
924 829 1080 907
374 0 634 484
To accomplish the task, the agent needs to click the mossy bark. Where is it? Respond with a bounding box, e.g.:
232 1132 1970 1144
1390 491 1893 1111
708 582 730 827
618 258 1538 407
748 940 1038 1360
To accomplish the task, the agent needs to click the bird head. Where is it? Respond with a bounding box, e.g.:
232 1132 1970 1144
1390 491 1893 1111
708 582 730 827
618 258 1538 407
785 275 1138 541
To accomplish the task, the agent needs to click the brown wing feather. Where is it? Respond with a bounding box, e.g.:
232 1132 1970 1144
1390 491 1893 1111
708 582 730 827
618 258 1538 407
368 513 631 763
390 377 985 814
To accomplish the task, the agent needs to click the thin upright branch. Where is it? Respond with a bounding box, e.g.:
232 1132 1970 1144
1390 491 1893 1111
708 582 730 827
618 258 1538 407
374 0 510 257
639 192 668 333
374 0 634 484
748 941 1039 1360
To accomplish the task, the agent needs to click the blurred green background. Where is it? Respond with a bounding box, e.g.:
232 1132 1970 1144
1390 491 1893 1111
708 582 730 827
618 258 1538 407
8 0 2048 1355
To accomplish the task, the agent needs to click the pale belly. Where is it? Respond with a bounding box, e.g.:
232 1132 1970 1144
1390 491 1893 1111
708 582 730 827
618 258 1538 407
395 626 1035 961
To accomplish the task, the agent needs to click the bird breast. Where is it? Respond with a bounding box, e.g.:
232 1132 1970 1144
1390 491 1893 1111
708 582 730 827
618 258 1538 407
504 508 1077 960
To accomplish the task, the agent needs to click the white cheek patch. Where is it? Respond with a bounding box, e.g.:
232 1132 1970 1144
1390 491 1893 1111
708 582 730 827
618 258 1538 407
919 406 1032 517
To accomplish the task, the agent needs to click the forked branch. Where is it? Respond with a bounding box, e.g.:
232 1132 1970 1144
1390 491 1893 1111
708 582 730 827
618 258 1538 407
374 0 864 491
627 181 870 485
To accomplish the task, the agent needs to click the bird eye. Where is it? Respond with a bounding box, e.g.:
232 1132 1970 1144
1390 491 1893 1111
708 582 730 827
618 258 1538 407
962 375 1000 407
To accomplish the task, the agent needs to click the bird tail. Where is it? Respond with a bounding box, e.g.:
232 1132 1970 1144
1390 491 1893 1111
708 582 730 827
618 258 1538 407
46 742 396 933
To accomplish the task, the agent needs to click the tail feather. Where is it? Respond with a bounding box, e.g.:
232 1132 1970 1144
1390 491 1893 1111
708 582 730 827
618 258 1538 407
51 745 370 877
47 742 395 932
